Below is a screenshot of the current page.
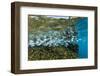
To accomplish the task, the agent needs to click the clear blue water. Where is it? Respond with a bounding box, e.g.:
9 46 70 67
76 18 88 58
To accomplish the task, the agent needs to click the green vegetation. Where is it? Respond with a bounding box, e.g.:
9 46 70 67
28 46 78 60
28 15 78 33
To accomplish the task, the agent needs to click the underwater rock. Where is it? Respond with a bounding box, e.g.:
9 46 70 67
67 43 79 53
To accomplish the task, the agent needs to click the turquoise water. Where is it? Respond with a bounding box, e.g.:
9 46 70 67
76 18 88 58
